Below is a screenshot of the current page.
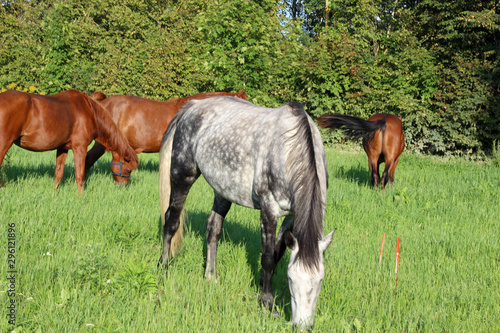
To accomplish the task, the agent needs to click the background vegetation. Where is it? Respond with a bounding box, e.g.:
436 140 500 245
1 0 499 156
1 146 499 332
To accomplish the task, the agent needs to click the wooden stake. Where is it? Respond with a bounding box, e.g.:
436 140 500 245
395 237 400 293
379 233 386 265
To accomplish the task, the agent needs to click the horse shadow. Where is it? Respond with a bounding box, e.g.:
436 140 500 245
2 161 74 187
86 155 160 177
332 163 371 187
137 158 159 173
157 210 292 319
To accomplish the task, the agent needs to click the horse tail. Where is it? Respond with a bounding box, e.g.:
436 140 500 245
84 94 139 170
159 115 184 258
317 114 386 144
286 102 326 271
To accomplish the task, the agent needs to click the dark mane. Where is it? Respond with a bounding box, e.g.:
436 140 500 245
285 102 324 271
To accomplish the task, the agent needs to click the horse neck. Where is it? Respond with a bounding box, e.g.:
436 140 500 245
285 103 326 271
87 97 136 164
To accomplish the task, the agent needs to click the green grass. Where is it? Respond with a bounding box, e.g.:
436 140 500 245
1 146 499 332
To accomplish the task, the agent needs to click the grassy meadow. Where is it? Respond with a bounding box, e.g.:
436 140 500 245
1 145 499 332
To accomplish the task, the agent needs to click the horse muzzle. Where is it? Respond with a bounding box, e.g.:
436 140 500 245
110 161 131 183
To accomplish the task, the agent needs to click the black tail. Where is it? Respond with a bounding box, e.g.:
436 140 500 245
317 114 386 143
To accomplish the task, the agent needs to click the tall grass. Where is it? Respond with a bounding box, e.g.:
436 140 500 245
1 146 499 332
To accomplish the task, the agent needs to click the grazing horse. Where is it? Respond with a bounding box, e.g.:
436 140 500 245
317 113 405 189
159 96 335 330
85 90 248 184
0 89 139 193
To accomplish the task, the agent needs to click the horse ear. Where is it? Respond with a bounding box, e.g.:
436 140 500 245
319 229 336 253
90 91 107 102
285 230 298 252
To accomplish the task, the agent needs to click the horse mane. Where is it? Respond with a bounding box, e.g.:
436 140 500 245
83 94 138 168
169 90 248 107
234 89 248 100
285 102 324 271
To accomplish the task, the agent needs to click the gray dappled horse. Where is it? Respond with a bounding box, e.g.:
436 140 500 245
159 96 336 330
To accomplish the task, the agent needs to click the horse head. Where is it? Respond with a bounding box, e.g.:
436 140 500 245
285 229 336 331
110 149 141 185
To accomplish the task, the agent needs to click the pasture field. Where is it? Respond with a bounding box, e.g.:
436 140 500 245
1 145 499 332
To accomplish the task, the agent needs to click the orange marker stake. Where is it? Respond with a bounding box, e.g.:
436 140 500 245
379 233 386 265
395 237 400 293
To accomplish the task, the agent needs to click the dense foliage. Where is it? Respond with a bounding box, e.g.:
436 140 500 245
1 0 498 155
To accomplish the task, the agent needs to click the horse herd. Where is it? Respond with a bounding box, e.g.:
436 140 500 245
0 89 404 331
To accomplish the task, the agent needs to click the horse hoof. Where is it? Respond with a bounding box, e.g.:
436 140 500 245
157 257 169 277
260 293 274 312
204 273 218 283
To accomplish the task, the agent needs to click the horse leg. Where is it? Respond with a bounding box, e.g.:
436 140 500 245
0 142 14 187
160 172 199 271
73 146 87 194
85 141 107 174
368 157 380 188
260 215 293 287
54 148 68 190
275 216 294 266
259 206 279 313
390 156 401 184
381 156 399 189
204 193 232 282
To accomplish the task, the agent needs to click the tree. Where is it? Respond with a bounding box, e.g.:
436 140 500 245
1 0 498 155
190 0 304 106
413 0 500 152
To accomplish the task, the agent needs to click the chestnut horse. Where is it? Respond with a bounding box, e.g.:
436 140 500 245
85 90 248 184
318 113 405 189
0 89 139 193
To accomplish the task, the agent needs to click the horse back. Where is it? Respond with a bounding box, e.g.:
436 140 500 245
172 98 268 208
173 97 325 215
100 95 175 152
0 90 32 120
1 90 96 151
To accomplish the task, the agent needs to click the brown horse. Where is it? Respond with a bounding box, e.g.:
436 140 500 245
318 113 405 189
85 90 248 184
0 89 139 193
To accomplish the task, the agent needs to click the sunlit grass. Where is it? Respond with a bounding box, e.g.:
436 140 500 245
1 146 499 332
